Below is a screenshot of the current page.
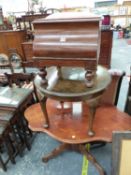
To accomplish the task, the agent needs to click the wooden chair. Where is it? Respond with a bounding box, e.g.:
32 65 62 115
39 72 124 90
91 69 125 149
21 60 37 73
100 69 126 106
5 72 39 102
5 71 38 126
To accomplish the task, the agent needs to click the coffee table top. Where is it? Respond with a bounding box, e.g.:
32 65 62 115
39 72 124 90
24 100 131 144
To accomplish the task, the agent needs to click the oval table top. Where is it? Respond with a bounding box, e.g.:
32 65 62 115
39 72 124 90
24 99 131 144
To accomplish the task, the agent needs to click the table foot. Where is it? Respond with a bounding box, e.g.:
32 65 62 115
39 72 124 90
42 143 69 163
79 144 106 175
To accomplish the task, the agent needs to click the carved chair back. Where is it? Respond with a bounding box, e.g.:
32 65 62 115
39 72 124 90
4 72 38 103
5 72 34 88
100 69 125 106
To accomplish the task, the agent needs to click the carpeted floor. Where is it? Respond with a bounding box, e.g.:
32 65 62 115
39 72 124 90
0 133 112 175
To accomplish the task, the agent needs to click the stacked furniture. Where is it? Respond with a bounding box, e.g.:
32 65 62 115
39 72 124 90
24 12 112 175
0 54 38 171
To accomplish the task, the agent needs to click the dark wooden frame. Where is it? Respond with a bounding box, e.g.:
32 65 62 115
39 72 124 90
0 8 3 26
124 69 131 115
112 131 131 175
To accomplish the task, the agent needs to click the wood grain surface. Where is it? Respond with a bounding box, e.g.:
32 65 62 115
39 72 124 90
24 99 131 144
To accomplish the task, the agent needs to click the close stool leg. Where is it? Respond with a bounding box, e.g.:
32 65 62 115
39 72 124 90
85 95 101 136
40 96 49 128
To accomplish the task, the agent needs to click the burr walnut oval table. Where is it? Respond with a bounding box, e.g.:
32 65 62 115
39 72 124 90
24 99 131 175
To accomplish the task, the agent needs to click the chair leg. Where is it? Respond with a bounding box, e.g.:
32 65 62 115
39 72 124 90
22 117 33 137
0 144 4 153
0 154 7 171
5 135 16 164
17 118 31 151
20 110 33 138
11 124 24 157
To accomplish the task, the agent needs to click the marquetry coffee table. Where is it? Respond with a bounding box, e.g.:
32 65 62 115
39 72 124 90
24 99 131 175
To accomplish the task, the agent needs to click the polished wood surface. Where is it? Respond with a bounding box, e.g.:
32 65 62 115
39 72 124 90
34 65 111 136
22 30 112 68
0 30 26 58
24 100 131 144
99 30 113 68
22 41 33 61
33 12 101 71
25 98 131 175
22 14 49 22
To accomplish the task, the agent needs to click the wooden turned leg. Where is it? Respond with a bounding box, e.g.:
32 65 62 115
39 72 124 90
85 96 101 136
40 97 49 128
57 66 63 79
87 106 96 136
38 67 49 128
79 144 106 175
38 67 48 87
85 70 94 88
42 143 69 163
